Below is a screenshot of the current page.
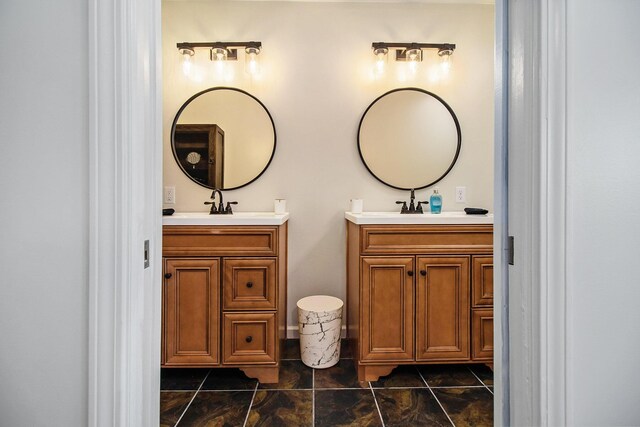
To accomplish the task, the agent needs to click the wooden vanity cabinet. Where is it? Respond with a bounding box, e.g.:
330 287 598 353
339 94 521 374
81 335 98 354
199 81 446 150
347 222 493 381
162 224 287 383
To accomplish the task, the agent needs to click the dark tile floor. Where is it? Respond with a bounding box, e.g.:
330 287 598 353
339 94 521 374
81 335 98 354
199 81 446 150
160 340 493 426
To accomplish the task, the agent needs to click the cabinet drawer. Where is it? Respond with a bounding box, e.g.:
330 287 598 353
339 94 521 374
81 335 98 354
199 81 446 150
163 226 278 256
472 256 493 307
223 313 276 365
471 309 493 361
360 225 493 255
223 258 277 310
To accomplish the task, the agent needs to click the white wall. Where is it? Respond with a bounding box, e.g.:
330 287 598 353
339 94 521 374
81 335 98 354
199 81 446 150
162 1 494 330
566 1 640 424
0 0 88 425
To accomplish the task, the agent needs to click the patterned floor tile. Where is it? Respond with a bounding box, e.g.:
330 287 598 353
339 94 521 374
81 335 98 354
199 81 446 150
432 387 493 427
419 365 483 387
314 359 368 389
375 388 452 427
245 390 312 426
258 360 313 390
282 339 301 360
159 391 194 427
200 368 258 391
315 389 382 426
177 391 253 426
160 368 209 391
370 365 426 388
470 364 494 386
340 339 354 359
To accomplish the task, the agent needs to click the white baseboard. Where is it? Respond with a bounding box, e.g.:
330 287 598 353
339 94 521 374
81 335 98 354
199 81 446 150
286 325 347 339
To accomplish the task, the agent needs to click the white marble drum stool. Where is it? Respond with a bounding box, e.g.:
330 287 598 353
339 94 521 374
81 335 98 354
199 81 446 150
297 295 343 369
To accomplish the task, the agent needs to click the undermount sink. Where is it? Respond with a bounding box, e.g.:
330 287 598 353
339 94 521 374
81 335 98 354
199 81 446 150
163 211 289 226
345 211 493 225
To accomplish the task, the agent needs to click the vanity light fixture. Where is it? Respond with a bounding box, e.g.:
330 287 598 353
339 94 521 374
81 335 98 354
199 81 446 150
371 42 456 75
177 41 262 77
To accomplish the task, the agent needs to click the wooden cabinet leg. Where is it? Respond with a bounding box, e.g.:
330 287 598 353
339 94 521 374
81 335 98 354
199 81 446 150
240 366 279 384
357 364 397 382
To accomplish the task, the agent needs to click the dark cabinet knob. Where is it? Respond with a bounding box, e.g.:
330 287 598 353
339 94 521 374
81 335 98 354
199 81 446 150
164 273 172 279
420 270 427 276
246 282 253 288
245 336 253 343
407 271 414 276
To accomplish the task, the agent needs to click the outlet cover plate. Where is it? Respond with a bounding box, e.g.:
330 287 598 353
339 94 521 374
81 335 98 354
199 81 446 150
164 186 175 204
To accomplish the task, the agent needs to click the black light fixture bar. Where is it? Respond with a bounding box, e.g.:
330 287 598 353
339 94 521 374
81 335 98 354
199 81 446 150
372 42 455 61
372 42 455 51
177 41 262 61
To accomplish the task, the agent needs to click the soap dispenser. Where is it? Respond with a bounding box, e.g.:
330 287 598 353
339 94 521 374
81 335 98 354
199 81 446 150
430 188 442 214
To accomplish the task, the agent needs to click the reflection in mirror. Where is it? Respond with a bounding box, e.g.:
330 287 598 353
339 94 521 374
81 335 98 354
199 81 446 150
171 87 276 190
358 88 461 190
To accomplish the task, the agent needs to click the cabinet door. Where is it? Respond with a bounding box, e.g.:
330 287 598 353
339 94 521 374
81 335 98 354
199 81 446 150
361 257 414 362
163 258 220 366
472 256 493 307
472 309 494 360
416 257 470 361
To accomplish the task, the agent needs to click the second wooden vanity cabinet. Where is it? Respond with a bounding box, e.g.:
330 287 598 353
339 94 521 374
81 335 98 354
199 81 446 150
347 222 493 381
162 224 287 383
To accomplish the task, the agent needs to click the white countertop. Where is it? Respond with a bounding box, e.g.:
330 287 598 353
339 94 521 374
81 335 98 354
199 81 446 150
163 212 289 226
345 211 493 225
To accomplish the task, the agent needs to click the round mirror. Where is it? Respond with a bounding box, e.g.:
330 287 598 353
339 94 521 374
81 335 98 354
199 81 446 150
171 87 276 190
357 88 461 190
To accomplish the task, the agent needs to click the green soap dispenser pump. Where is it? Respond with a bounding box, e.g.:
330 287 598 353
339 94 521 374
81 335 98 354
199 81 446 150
430 188 442 214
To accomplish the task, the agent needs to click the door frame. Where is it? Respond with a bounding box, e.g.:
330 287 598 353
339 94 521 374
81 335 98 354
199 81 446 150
87 0 569 425
87 0 163 425
501 0 569 425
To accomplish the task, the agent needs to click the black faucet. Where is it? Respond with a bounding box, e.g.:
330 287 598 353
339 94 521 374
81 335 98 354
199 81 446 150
396 189 428 214
204 189 236 214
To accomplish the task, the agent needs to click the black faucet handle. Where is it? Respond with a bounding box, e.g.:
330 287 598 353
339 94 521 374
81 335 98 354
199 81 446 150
416 201 429 213
396 201 409 213
225 201 238 214
204 200 218 214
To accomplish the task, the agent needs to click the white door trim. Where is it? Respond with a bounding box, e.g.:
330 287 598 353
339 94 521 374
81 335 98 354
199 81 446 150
88 0 162 425
493 0 509 424
507 0 569 424
540 0 568 424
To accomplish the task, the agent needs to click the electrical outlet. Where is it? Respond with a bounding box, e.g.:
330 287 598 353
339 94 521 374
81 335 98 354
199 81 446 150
455 186 466 203
164 186 176 204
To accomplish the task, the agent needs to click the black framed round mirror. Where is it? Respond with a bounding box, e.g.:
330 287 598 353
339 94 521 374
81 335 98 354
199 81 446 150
171 87 276 190
357 87 461 190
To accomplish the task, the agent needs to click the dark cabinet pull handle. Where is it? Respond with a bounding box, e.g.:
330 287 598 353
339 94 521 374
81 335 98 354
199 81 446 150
407 271 414 276
420 270 427 276
164 273 172 279
245 336 253 343
246 282 253 288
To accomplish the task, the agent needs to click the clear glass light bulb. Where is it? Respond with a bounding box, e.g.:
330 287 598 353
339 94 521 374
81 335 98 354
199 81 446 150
179 48 194 77
440 53 451 74
245 48 260 77
376 52 386 73
182 55 192 76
